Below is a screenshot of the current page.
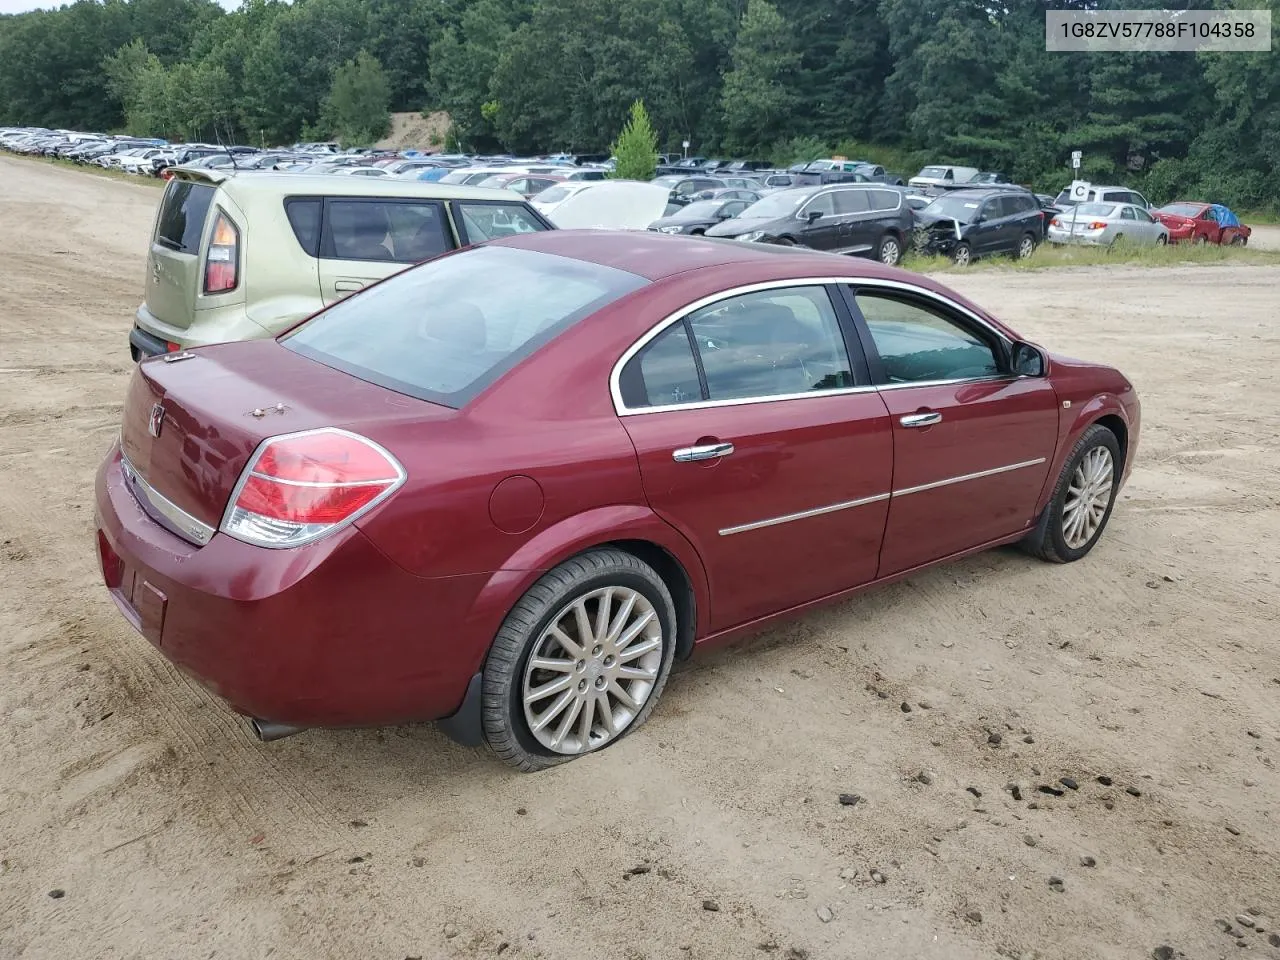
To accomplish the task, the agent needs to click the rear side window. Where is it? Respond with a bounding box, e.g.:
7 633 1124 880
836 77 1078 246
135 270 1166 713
834 190 870 214
155 180 215 254
870 189 901 212
455 202 548 242
285 198 321 256
283 246 647 407
324 199 451 263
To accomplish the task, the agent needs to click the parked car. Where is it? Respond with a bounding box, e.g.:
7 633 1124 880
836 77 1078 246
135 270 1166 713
908 165 981 190
477 172 568 198
1045 202 1169 247
705 183 914 265
914 188 1046 265
129 170 554 359
647 197 754 234
1052 184 1151 210
970 172 1012 185
651 174 728 206
1152 202 1251 245
693 188 761 205
95 229 1140 767
544 180 671 230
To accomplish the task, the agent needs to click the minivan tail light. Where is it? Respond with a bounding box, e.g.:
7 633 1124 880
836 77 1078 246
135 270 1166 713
204 212 239 294
220 429 405 548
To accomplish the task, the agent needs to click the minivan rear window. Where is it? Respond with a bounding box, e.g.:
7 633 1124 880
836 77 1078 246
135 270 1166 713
283 246 648 407
156 180 215 254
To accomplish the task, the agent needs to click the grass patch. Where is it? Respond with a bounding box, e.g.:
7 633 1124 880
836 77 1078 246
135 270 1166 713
1238 209 1280 226
904 238 1280 273
7 152 164 187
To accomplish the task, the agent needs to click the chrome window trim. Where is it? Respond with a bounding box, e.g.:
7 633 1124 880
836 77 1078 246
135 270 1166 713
120 454 216 546
610 276 1014 416
892 457 1047 498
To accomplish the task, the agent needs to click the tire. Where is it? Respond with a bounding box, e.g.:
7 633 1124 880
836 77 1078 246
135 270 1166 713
481 548 677 772
1021 424 1122 564
1194 235 1208 246
1015 233 1036 259
877 233 903 266
1110 233 1125 248
1157 234 1168 246
952 242 973 266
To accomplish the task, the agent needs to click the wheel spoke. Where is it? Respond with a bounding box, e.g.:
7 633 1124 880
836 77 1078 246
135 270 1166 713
550 695 584 747
524 673 573 705
616 610 656 648
606 591 638 642
617 664 656 682
596 689 616 734
608 678 640 712
617 636 661 663
577 690 597 745
530 689 575 732
528 656 575 673
548 624 584 659
593 588 613 643
572 600 594 648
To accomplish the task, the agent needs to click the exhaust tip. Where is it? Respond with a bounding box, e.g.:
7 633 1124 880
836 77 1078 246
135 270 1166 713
250 718 307 742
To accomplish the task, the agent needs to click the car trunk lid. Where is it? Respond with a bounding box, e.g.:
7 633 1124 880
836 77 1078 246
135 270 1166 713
120 341 452 538
144 178 219 332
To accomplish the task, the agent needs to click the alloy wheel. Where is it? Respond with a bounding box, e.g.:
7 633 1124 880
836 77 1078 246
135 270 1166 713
1018 236 1035 258
1062 446 1114 549
880 238 901 265
953 245 972 266
521 587 664 755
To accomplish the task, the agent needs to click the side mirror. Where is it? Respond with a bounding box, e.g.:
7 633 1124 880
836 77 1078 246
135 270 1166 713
806 209 824 223
1012 341 1045 377
716 209 734 220
976 213 988 223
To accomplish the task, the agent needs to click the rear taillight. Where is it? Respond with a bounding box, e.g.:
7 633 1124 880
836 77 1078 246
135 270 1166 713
1088 221 1107 230
98 530 124 588
166 340 181 353
204 213 239 294
220 429 405 548
1049 217 1061 227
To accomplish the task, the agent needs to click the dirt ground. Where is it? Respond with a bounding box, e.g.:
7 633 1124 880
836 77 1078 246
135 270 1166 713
1 156 1277 960
377 111 452 152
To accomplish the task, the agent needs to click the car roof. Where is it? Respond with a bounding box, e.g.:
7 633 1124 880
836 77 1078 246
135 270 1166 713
169 169 524 202
493 229 909 283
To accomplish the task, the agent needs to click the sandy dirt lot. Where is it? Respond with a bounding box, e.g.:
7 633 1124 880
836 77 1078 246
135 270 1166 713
1 156 1277 960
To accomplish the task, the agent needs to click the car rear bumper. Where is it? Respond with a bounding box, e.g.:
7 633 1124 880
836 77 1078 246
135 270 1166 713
94 443 490 729
129 325 170 359
1046 229 1107 246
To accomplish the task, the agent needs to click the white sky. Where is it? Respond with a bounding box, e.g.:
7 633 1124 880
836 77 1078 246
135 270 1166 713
1 0 240 11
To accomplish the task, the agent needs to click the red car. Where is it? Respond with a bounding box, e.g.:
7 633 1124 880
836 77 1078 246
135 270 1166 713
95 231 1140 770
1152 202 1251 245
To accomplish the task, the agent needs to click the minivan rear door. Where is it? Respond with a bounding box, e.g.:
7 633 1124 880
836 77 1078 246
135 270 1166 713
317 197 455 306
144 179 216 331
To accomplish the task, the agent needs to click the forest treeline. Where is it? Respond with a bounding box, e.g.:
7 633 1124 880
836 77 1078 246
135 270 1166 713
1 0 1277 207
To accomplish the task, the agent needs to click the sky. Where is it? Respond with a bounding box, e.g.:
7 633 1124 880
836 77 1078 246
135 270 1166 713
1 0 239 11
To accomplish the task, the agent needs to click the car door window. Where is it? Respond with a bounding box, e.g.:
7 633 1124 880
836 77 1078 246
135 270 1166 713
801 192 837 218
324 200 450 263
1120 206 1137 221
625 322 704 408
688 287 854 400
720 200 748 217
834 189 870 214
869 189 900 212
455 202 546 242
854 291 1002 384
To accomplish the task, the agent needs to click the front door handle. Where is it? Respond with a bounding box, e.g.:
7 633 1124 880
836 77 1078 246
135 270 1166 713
673 442 735 462
900 412 942 428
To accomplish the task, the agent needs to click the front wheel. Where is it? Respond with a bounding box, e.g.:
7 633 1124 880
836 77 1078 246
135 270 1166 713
1157 234 1168 245
481 549 677 771
1022 424 1122 563
877 233 903 266
952 242 973 266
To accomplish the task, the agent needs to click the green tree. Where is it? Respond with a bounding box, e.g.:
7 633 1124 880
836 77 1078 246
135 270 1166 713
720 0 800 155
321 51 392 146
610 99 659 180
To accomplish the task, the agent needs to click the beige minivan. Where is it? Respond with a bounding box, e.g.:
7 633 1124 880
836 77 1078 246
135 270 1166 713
131 169 553 358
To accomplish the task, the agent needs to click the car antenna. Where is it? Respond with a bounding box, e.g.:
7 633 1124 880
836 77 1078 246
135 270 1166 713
216 130 239 171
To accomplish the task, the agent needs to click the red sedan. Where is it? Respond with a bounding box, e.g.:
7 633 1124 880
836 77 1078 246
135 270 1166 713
1152 202 1251 245
95 231 1140 770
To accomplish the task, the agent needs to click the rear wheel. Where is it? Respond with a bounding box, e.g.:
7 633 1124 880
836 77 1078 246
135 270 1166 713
1022 424 1122 563
1195 235 1208 246
877 233 903 266
1157 234 1168 245
952 242 973 266
481 549 677 772
1015 233 1036 259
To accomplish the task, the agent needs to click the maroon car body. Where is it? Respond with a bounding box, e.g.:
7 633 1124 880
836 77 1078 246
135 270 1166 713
95 231 1139 753
1152 202 1252 245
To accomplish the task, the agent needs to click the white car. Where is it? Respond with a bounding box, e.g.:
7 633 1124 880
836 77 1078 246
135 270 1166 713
530 181 598 217
1046 202 1169 247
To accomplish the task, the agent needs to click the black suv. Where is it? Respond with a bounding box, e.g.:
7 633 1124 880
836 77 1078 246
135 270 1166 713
914 188 1045 265
704 184 914 265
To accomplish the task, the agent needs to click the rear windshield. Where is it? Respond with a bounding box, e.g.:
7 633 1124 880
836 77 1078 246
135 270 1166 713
283 246 647 407
155 180 215 253
1074 203 1117 217
1158 203 1204 218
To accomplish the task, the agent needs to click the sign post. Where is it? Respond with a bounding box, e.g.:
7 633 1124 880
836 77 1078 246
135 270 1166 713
1069 176 1090 236
1071 149 1082 171
682 139 690 159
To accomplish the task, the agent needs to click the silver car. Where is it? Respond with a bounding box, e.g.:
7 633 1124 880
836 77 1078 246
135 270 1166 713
1046 202 1169 247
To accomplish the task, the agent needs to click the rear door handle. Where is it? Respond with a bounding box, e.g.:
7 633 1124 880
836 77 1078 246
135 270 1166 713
673 442 735 462
900 412 942 428
334 280 365 293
